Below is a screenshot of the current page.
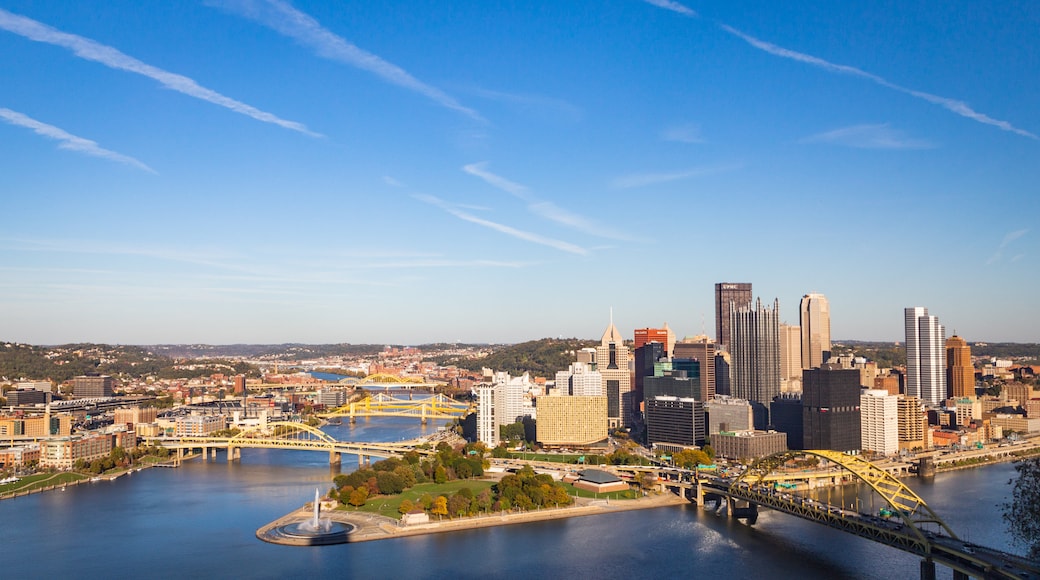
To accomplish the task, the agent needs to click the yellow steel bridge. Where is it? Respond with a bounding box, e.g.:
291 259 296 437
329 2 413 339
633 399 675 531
320 393 471 424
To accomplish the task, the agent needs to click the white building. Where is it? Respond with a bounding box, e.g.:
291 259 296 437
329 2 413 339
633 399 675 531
555 362 602 397
861 389 899 455
475 372 534 446
905 307 946 405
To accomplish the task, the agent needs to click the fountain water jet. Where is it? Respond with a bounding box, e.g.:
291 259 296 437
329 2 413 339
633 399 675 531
259 488 354 545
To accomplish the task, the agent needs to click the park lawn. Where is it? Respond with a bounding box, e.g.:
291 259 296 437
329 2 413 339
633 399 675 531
0 472 87 494
559 482 639 500
507 452 584 464
344 479 495 519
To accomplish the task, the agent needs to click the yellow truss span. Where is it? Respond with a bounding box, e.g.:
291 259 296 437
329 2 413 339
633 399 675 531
320 393 471 420
734 450 958 545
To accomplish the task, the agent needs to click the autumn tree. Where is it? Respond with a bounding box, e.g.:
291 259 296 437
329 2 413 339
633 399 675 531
349 486 369 507
398 499 415 515
431 495 448 519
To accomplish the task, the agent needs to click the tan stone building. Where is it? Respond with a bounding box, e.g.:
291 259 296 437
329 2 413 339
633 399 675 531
945 336 975 398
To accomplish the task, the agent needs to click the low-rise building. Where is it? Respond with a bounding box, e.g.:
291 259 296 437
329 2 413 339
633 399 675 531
709 430 787 461
0 444 41 468
536 395 607 449
175 414 226 437
41 432 113 469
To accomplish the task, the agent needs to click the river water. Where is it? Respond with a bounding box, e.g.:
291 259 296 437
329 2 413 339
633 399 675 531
0 416 1027 579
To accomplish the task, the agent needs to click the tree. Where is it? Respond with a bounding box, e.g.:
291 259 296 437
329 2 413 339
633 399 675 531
349 486 369 507
398 499 415 515
434 465 447 484
431 495 448 519
1003 457 1040 558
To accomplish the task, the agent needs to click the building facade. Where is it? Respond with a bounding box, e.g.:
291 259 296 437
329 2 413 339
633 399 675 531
705 396 754 434
802 366 861 453
535 395 608 449
709 430 787 461
715 282 752 352
645 396 704 447
860 389 899 455
730 297 781 429
946 335 975 399
673 335 716 402
73 375 114 398
799 293 831 370
596 319 632 428
905 307 946 405
634 324 675 358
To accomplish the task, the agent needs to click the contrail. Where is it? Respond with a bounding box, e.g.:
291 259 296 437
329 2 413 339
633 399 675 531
0 8 319 136
215 0 482 122
718 24 1037 139
0 107 156 172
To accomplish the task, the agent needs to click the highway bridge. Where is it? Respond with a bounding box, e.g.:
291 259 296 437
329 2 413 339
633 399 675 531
319 393 471 424
619 450 1039 580
146 421 437 465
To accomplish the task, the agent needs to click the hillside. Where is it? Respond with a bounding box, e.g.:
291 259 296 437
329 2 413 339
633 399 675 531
426 338 598 378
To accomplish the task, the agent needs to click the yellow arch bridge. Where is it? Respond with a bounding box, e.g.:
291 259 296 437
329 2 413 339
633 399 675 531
146 421 436 466
320 393 471 424
621 450 1039 580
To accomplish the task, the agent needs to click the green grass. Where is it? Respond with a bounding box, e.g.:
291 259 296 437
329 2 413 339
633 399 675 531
559 482 639 500
339 479 496 519
0 472 87 495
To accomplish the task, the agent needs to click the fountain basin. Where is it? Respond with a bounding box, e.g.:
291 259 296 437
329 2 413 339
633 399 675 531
259 519 355 546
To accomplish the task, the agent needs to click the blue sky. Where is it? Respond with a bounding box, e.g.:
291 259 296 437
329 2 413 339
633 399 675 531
1 1 1037 345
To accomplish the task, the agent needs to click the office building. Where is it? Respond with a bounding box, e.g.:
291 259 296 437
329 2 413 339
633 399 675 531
730 297 781 429
7 389 50 405
770 394 804 450
710 430 787 461
646 396 704 447
555 362 602 397
705 396 754 434
596 318 632 428
897 395 926 450
799 293 831 370
317 389 347 408
673 335 716 401
40 432 113 470
233 375 247 396
73 375 114 398
779 323 802 392
946 335 975 399
536 395 608 449
715 282 752 352
175 414 226 437
860 389 899 456
905 307 946 405
113 406 158 428
802 366 861 453
714 352 731 397
476 371 533 446
644 369 699 402
633 341 665 409
634 324 675 358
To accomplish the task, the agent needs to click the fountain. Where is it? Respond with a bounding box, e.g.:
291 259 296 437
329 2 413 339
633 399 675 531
258 488 355 546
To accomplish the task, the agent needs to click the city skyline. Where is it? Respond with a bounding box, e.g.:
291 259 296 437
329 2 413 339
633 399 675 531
2 2 1038 345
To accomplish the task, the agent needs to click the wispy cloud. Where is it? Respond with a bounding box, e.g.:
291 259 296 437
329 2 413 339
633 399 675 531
214 0 481 122
660 123 705 143
611 163 742 189
799 123 934 149
414 194 588 255
717 24 1037 140
464 86 583 120
0 108 155 172
0 8 317 136
642 0 698 17
987 229 1028 265
383 176 404 188
463 162 632 240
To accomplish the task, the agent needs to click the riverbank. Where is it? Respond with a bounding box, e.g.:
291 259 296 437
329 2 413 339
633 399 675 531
0 452 191 501
258 491 689 545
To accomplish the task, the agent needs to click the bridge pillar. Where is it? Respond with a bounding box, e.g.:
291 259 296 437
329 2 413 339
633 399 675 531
227 446 234 462
919 559 936 580
695 479 704 508
330 451 341 465
211 448 217 460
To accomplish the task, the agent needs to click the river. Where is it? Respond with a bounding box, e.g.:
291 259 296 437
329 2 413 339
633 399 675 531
0 417 1027 579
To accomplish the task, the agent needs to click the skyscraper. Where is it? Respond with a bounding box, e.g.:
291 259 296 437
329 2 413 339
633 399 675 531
673 335 716 401
729 297 781 429
596 316 632 428
802 365 861 453
905 307 946 405
715 282 752 352
946 335 975 399
634 324 675 358
799 293 831 369
778 323 802 388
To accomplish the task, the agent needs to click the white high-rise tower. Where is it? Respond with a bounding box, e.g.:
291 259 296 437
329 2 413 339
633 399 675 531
904 307 946 405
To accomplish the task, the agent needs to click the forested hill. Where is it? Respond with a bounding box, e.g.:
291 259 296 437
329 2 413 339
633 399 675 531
427 338 598 379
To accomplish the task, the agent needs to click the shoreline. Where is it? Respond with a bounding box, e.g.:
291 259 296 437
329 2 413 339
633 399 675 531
257 492 689 545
